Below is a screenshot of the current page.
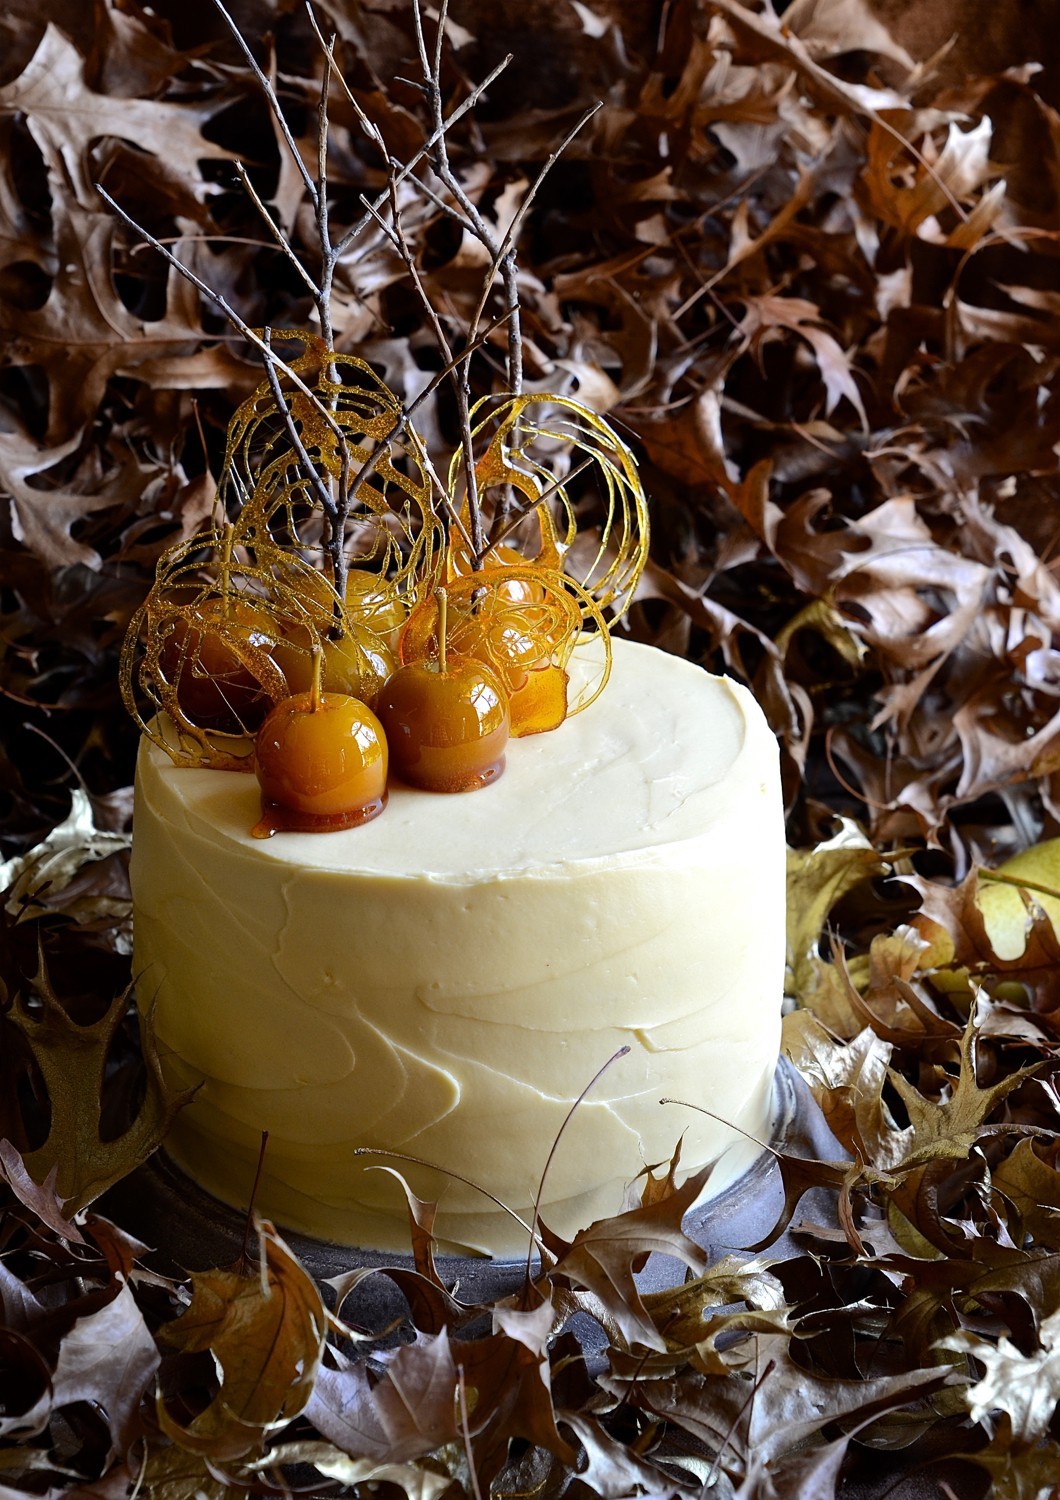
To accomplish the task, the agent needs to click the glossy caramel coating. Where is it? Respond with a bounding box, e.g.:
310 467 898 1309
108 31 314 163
376 656 509 792
272 625 394 709
253 692 388 834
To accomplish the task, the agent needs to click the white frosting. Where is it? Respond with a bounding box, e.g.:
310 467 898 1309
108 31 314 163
132 639 785 1255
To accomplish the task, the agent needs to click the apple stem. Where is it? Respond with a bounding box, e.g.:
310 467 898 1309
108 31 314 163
310 643 324 710
436 586 448 675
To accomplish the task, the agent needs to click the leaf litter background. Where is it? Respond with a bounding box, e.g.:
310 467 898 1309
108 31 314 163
2 0 1060 1495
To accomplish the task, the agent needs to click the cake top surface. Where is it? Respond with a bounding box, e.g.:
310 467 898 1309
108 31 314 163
136 639 766 879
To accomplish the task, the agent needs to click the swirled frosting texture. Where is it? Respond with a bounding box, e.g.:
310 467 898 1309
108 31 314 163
132 641 784 1254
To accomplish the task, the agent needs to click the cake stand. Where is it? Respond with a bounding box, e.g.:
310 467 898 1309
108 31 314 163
101 1057 842 1315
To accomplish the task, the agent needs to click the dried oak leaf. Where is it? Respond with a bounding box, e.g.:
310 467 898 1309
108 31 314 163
559 1411 699 1499
546 1164 711 1351
1 194 226 445
737 293 868 427
886 1034 1046 1262
0 23 232 210
0 1255 46 1335
963 1431 1060 1500
0 1139 85 1245
786 819 889 1001
630 1250 791 1371
452 1322 577 1482
263 1442 450 1500
734 1434 852 1500
6 959 188 1213
910 866 1060 975
789 1005 1041 1176
0 789 130 928
784 0 917 71
941 1305 1060 1442
156 1221 326 1463
861 115 1002 242
783 1010 912 1171
613 1332 953 1478
0 428 127 574
133 1444 230 1500
335 1168 468 1331
305 1333 460 1465
993 1140 1060 1252
51 1281 159 1462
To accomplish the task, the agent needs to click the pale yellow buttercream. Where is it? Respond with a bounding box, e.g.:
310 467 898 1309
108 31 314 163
131 639 784 1255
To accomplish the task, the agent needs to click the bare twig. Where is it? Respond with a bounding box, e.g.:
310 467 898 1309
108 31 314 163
209 0 319 209
105 0 557 593
234 162 320 297
260 327 346 590
330 49 514 259
315 31 337 357
95 187 342 451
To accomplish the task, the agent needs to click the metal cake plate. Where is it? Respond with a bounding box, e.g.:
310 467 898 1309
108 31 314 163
102 1058 844 1312
102 1066 971 1496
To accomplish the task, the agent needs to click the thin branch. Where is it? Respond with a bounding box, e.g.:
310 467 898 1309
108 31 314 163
234 162 320 297
465 100 601 387
306 3 387 155
348 312 512 559
331 53 514 259
260 328 339 527
458 1370 485 1500
209 0 319 209
525 1046 630 1284
97 189 336 426
315 31 336 355
357 180 486 555
356 1148 543 1247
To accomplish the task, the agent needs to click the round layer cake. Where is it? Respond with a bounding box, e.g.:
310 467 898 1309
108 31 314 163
131 639 785 1256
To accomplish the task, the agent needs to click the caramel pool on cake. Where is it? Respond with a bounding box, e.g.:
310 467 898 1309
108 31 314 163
131 639 785 1256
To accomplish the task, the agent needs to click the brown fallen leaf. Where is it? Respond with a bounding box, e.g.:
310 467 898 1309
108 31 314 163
992 1139 1060 1252
941 1305 1060 1443
547 1164 711 1350
785 820 890 1000
452 1324 577 1485
156 1220 327 1462
610 1332 954 1481
132 1444 231 1500
51 1282 159 1461
306 1333 460 1464
5 954 188 1213
0 1141 84 1245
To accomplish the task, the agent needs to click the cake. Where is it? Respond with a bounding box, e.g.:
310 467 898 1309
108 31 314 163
131 637 785 1257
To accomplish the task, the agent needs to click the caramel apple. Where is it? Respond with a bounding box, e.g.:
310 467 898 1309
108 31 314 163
272 623 395 709
448 541 545 604
466 617 569 736
377 589 509 792
157 597 276 733
253 649 387 836
344 569 407 645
